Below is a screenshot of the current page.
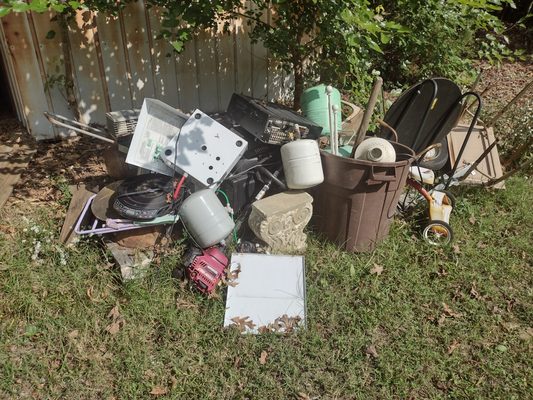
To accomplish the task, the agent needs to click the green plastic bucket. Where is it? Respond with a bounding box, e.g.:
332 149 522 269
301 84 341 136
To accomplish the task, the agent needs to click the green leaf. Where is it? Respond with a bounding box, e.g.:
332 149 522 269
12 2 31 13
24 325 39 337
45 30 56 39
0 7 11 17
366 38 384 54
380 32 390 44
170 40 184 53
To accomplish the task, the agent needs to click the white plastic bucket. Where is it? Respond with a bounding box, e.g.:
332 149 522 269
281 139 324 189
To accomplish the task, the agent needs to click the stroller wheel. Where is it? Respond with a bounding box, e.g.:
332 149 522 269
423 220 453 246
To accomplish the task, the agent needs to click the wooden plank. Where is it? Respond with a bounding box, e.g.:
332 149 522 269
1 12 54 139
447 124 505 189
95 13 133 111
146 7 180 108
121 1 156 108
0 143 36 209
59 184 95 245
68 10 107 124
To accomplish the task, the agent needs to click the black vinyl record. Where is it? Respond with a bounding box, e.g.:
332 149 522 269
113 174 176 221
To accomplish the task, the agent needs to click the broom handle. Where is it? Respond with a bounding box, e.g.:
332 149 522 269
351 77 383 157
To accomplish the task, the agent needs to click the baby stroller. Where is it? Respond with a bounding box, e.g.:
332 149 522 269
379 78 484 245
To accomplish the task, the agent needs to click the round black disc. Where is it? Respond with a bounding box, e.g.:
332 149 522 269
113 174 175 220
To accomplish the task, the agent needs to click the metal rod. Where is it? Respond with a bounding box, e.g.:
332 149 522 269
486 79 533 127
487 157 533 187
445 92 482 189
458 137 499 182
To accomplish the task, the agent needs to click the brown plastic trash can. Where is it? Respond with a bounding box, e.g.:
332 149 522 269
312 142 415 252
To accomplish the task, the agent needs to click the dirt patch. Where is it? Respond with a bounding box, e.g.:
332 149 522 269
0 117 109 205
475 60 533 117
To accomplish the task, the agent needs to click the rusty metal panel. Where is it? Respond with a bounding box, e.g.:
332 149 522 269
1 12 54 139
121 1 156 109
68 10 107 124
146 7 180 108
94 13 133 111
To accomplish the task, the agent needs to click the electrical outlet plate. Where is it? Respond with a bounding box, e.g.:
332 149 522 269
162 110 248 187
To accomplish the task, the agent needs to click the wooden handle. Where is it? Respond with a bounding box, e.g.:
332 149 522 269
351 77 383 157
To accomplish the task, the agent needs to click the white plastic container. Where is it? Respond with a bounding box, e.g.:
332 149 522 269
353 137 396 163
281 139 324 189
179 189 235 248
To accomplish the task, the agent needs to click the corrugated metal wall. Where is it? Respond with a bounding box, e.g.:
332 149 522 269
0 2 293 140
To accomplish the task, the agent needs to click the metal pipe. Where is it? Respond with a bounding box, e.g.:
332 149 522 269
445 92 482 189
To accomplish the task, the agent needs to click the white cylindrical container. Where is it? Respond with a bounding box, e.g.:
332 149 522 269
281 139 324 189
353 137 396 163
179 189 235 248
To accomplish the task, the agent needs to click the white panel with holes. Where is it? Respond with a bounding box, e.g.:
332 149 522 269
162 110 248 187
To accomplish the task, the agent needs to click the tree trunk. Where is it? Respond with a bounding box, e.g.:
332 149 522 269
293 59 304 111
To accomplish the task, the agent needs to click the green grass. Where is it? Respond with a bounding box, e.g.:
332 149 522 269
0 177 532 399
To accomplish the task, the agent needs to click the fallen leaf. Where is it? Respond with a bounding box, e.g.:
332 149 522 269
468 216 476 225
470 285 480 300
230 316 256 332
150 386 168 396
365 344 378 358
495 344 507 352
105 321 121 335
447 340 460 354
443 303 462 318
502 322 520 331
67 330 79 339
370 264 384 276
437 314 447 326
170 376 178 389
108 305 120 320
86 286 96 302
259 350 268 365
297 392 311 400
518 328 533 341
452 244 461 254
476 241 488 249
50 359 61 370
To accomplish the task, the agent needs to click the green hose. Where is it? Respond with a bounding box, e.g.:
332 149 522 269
216 189 238 242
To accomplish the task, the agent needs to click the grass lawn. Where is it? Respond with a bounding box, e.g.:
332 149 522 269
0 176 532 399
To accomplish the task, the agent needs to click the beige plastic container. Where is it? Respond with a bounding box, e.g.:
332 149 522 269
281 139 324 189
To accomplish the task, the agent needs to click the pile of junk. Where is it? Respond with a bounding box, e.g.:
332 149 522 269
46 76 504 333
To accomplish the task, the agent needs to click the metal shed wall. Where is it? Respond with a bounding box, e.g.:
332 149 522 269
0 2 292 140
